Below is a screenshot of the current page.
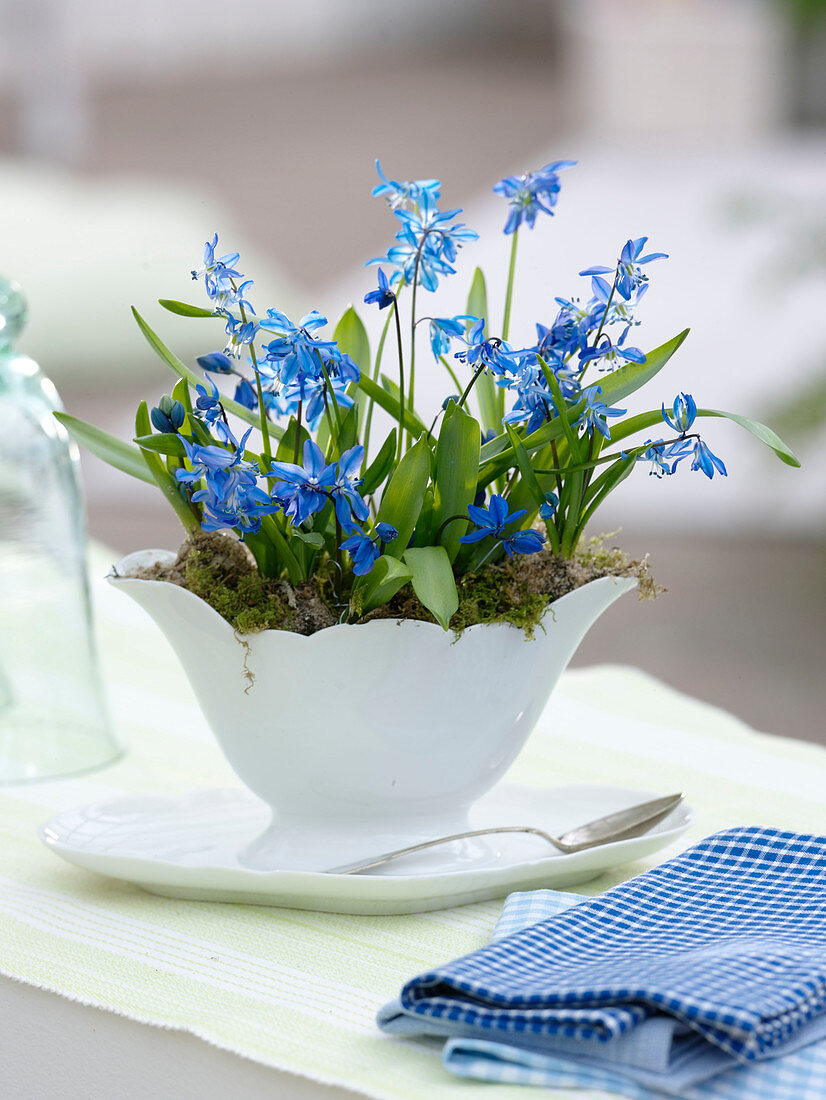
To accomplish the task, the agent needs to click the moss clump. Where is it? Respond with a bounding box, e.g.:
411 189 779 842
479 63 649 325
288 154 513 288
129 530 659 638
133 531 336 635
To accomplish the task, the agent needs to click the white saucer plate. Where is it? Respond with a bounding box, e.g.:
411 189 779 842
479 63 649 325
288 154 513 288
39 783 694 914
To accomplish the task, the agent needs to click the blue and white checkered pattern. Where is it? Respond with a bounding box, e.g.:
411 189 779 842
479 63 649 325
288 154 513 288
440 887 826 1098
399 828 826 1064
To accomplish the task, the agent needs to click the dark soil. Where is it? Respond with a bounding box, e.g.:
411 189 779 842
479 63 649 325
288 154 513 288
128 530 660 637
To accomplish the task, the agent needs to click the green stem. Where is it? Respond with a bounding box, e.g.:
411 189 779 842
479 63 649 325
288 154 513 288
502 229 519 342
392 298 405 462
362 288 401 457
408 256 420 450
236 293 271 459
457 363 486 410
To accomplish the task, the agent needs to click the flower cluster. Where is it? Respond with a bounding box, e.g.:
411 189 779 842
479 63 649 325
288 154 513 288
636 393 727 479
84 156 795 632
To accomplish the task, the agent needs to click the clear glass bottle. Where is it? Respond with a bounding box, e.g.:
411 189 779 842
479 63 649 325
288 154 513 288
0 276 120 781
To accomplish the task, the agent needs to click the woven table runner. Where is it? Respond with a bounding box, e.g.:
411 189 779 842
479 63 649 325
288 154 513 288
1 546 824 1100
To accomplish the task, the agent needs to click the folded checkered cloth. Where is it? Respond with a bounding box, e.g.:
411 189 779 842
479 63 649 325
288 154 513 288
379 828 826 1095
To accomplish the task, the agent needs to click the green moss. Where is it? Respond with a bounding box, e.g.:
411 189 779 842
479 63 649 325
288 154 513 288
451 570 550 638
184 556 293 634
144 529 658 639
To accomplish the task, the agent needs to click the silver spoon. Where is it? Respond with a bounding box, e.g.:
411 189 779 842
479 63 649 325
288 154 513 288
327 792 685 875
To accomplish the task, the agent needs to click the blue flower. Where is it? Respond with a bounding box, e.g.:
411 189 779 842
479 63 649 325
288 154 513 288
370 192 477 293
191 233 241 285
175 426 275 537
493 161 576 235
580 324 646 370
662 392 697 434
459 494 545 557
267 441 369 531
197 350 235 375
364 268 395 310
329 445 370 531
636 439 673 478
504 358 581 434
222 315 258 359
539 493 559 521
502 528 545 556
150 396 185 434
580 237 668 301
258 309 339 386
233 377 258 411
340 522 398 576
454 318 520 376
576 387 627 440
372 161 441 210
669 437 727 479
194 378 224 426
428 315 473 359
211 277 255 315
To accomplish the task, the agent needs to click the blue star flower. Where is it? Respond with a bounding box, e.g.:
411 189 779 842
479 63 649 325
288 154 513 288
222 315 258 359
459 494 545 557
194 378 224 426
266 441 368 531
340 522 398 577
493 160 576 235
576 387 627 440
669 437 727 479
636 439 673 478
580 324 647 370
258 309 339 386
191 233 241 285
662 392 697 434
428 315 474 359
580 237 668 301
454 318 520 376
364 268 395 310
372 161 441 210
370 192 478 293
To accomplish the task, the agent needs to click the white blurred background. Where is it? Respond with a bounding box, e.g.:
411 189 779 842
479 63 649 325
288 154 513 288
1 0 824 740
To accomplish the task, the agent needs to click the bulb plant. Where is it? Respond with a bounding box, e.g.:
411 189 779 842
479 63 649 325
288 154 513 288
58 161 799 631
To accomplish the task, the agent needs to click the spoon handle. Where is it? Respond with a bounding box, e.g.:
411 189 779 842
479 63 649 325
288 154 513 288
326 792 685 874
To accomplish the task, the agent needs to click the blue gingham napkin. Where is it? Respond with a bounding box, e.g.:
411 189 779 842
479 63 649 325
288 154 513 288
379 828 826 1096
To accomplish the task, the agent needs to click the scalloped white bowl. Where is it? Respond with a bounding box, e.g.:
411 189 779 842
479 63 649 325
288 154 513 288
110 550 636 871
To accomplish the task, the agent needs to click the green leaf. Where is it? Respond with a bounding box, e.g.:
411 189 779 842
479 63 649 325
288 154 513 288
158 299 216 319
276 416 311 464
333 402 360 456
466 267 499 430
696 409 800 468
433 402 481 561
503 422 546 510
360 429 397 495
356 373 426 435
403 546 458 630
376 436 431 558
291 530 325 549
131 307 282 441
54 412 154 485
609 408 801 468
352 554 412 617
334 306 370 371
133 432 186 457
598 328 690 407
